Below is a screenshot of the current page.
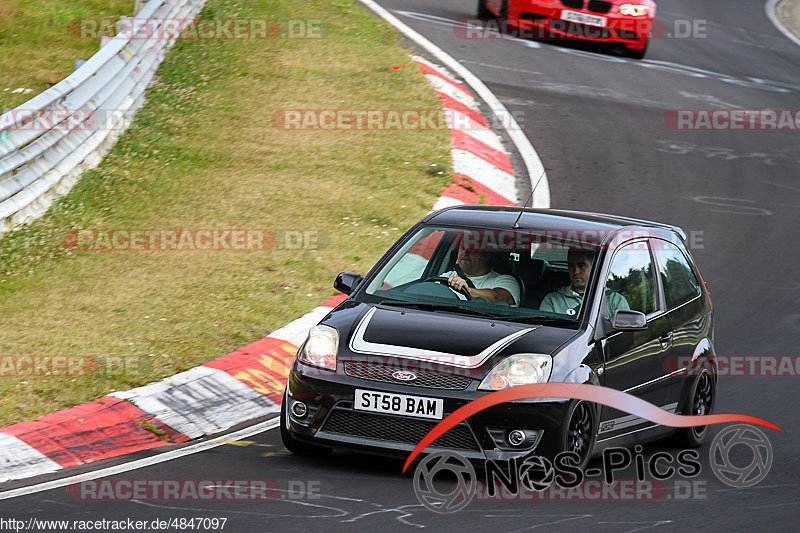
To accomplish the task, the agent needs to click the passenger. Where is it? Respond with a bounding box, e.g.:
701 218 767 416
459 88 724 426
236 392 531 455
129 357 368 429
540 249 628 316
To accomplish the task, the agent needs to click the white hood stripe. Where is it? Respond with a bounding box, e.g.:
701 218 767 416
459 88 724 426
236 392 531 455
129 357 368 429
348 307 534 368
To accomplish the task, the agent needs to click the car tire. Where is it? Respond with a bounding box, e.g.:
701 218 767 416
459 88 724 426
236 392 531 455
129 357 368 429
559 400 597 470
477 0 509 19
499 0 509 19
280 397 332 456
477 0 492 18
674 367 716 448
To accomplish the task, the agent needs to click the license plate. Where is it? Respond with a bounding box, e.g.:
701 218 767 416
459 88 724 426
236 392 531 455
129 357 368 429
354 389 444 420
561 9 607 27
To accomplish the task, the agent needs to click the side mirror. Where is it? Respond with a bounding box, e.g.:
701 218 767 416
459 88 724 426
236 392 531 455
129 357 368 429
611 309 647 331
334 272 363 295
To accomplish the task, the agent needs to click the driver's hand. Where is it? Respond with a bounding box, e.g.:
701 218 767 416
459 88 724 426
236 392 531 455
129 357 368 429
448 275 468 292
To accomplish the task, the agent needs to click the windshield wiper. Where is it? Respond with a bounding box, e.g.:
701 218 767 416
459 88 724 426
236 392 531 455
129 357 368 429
497 314 576 325
377 300 453 311
376 301 572 323
376 300 504 318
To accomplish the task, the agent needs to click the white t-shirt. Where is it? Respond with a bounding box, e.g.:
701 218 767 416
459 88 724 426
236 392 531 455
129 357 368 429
441 270 520 306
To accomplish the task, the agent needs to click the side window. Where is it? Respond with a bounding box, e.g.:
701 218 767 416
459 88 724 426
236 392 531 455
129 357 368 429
605 242 656 315
653 240 701 309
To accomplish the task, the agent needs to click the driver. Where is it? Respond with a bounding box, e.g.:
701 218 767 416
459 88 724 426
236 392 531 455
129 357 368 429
442 240 520 306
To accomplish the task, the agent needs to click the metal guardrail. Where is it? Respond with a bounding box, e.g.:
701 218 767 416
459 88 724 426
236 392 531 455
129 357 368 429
0 0 206 235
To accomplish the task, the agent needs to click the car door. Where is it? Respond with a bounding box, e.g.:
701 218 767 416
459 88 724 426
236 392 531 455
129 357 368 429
597 239 674 437
651 237 708 408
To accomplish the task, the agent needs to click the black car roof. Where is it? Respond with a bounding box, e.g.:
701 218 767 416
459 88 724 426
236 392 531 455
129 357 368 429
423 205 686 242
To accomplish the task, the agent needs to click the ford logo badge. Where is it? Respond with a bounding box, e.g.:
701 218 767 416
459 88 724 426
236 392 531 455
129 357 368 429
392 370 417 381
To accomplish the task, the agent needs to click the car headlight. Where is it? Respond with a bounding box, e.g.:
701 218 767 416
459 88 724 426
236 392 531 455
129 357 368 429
298 325 338 371
619 4 650 16
478 354 552 391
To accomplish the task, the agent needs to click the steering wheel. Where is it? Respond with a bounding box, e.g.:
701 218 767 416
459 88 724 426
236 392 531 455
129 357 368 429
453 264 476 289
417 276 473 300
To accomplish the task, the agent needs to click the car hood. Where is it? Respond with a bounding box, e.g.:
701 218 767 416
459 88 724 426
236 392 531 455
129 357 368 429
325 303 579 370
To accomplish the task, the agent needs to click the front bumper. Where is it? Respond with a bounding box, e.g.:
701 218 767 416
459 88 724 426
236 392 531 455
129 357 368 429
507 2 652 48
285 360 572 462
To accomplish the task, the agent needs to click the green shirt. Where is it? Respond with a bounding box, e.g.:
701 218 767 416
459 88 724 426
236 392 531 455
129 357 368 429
539 285 630 317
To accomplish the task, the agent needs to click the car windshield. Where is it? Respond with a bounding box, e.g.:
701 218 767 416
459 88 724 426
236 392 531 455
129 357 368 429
360 225 603 323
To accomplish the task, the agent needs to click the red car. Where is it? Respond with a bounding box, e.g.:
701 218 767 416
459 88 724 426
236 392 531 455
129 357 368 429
478 0 656 59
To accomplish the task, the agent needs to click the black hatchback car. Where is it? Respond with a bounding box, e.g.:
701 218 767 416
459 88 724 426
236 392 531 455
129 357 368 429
281 206 715 467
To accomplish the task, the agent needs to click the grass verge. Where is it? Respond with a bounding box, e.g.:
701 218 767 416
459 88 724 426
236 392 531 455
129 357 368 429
777 0 800 38
0 0 451 426
1 0 134 109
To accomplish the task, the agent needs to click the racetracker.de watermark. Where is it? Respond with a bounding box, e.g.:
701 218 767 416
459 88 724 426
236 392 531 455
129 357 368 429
271 108 525 131
0 354 198 378
452 17 707 41
473 478 704 501
0 355 96 378
450 228 705 251
68 18 325 40
299 357 484 380
666 355 800 377
63 229 326 251
66 479 322 501
665 109 800 131
0 109 99 131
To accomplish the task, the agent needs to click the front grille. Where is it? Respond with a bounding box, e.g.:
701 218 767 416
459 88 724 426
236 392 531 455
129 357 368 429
343 362 472 390
561 0 584 9
616 29 639 40
520 12 548 22
322 409 480 450
550 19 611 39
587 0 613 14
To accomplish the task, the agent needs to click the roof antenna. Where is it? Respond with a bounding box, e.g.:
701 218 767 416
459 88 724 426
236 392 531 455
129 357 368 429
513 168 547 229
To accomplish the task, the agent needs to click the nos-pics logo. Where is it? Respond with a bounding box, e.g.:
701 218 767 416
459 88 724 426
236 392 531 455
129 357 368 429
413 424 774 513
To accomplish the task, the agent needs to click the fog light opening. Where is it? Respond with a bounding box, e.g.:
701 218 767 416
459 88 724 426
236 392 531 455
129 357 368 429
507 429 526 447
291 401 308 419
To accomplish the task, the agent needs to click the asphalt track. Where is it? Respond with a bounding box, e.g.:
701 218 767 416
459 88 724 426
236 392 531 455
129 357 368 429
2 0 799 531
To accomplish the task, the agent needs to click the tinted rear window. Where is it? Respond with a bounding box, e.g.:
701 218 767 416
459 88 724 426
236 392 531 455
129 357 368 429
653 240 701 309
